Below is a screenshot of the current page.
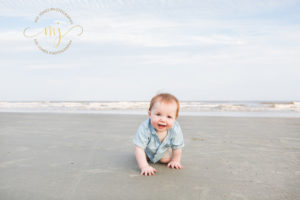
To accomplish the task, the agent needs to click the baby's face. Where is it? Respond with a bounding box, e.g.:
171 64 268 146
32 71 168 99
148 100 177 133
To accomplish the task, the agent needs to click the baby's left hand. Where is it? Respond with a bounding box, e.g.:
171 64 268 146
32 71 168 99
167 160 183 169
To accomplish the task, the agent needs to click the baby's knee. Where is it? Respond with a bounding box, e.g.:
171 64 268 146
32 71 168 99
159 148 172 163
160 157 171 164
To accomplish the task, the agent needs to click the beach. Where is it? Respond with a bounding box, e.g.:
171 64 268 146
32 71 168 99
0 113 299 200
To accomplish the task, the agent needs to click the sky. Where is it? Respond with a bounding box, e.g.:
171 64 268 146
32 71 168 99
0 0 300 101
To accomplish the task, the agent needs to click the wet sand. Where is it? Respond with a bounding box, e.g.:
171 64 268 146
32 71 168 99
0 113 299 200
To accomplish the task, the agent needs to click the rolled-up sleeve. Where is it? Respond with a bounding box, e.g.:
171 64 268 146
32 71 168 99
171 121 184 149
133 123 150 149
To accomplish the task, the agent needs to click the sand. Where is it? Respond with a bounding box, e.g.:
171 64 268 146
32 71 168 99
0 113 299 200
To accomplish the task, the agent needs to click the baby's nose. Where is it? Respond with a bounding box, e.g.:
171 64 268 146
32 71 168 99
160 116 167 121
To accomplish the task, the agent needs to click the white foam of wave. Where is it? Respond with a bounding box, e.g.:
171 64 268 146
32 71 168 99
262 101 300 112
0 101 149 111
0 101 299 112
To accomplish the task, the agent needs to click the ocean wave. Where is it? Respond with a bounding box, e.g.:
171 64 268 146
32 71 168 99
0 101 299 112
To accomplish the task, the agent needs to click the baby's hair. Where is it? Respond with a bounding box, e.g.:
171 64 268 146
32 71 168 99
149 93 180 118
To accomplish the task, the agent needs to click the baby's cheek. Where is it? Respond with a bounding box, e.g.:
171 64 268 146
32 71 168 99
151 119 158 127
152 118 159 125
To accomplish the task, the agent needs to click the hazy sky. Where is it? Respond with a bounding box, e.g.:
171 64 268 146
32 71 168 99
0 0 300 101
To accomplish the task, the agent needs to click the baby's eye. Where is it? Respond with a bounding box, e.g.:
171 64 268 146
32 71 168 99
167 116 172 119
156 113 161 116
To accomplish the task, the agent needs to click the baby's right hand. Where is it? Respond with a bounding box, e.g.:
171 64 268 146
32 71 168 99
140 165 157 176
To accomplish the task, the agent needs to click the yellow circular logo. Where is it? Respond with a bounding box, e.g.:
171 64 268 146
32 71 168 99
24 8 83 55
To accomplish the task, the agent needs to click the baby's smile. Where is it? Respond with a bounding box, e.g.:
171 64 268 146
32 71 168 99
158 122 167 129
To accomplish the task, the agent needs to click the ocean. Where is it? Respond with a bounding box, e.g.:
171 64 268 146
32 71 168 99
0 101 300 117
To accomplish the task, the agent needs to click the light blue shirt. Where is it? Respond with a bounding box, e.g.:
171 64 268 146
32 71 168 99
133 118 184 163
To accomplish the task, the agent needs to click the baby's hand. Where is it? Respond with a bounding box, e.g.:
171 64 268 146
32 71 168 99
140 165 157 176
167 160 183 169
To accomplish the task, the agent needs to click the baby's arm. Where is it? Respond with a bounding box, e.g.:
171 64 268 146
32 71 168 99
135 145 157 176
167 148 183 169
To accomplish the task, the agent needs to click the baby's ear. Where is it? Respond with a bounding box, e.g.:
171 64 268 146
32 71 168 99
148 111 151 118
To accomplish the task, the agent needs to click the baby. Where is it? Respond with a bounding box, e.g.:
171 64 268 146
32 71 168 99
133 93 184 176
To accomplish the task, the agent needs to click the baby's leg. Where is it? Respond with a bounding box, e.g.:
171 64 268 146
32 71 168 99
159 148 172 164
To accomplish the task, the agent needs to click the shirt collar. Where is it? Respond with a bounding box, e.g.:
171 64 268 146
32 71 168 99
148 118 157 135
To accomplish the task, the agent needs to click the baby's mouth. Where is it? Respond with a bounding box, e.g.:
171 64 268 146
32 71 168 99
158 123 167 129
